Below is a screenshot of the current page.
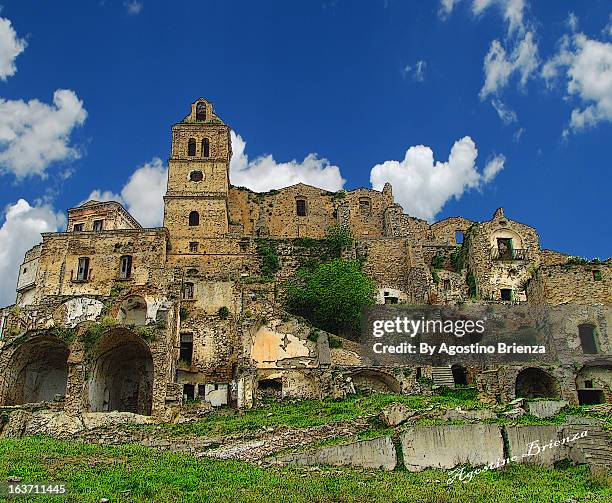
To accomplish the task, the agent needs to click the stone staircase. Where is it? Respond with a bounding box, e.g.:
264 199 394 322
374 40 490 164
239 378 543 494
563 425 612 472
431 366 454 387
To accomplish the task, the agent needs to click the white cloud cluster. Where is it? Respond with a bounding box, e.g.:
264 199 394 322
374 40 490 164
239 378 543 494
370 137 504 221
480 31 539 99
440 0 526 35
0 89 87 178
0 16 26 81
542 33 612 134
84 158 167 228
402 60 427 82
125 1 143 15
0 199 65 307
229 131 345 192
491 98 517 124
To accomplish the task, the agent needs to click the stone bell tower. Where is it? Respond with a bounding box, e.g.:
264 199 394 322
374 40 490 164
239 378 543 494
163 99 232 253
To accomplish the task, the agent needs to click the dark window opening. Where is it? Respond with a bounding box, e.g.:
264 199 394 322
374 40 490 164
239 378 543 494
190 170 203 182
455 231 464 244
180 333 193 364
578 390 604 405
500 288 513 301
201 138 210 158
183 384 195 401
189 211 199 226
187 138 196 156
593 270 602 281
384 296 398 304
195 102 206 121
93 220 104 232
76 257 90 281
416 368 422 380
497 238 513 259
73 223 84 232
189 242 198 253
359 197 371 215
258 378 282 398
452 365 468 386
182 282 194 300
578 324 598 354
296 199 307 217
443 279 451 291
119 255 132 279
584 380 593 388
198 384 206 398
187 268 198 276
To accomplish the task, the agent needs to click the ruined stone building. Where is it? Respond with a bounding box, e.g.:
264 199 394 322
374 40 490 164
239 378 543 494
0 98 610 417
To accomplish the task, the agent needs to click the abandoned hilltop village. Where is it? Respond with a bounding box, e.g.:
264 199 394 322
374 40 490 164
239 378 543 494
0 99 610 469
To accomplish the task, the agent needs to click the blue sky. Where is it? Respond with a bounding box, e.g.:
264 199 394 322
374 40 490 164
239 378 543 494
0 0 611 304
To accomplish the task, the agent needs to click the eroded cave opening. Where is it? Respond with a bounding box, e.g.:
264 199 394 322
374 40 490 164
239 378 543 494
88 329 153 415
2 335 69 405
515 367 559 399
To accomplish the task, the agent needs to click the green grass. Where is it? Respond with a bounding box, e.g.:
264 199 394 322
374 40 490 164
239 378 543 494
0 436 609 502
145 391 483 437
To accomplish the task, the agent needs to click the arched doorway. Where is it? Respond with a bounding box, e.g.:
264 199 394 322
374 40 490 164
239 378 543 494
515 367 559 399
88 329 153 415
350 369 401 394
1 335 69 405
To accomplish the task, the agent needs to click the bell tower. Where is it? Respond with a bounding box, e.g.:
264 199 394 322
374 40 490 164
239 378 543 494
163 99 232 253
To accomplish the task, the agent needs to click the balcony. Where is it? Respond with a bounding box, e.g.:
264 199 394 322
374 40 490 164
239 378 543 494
491 248 527 261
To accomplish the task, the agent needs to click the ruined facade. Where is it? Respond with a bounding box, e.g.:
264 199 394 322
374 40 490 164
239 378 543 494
0 98 610 416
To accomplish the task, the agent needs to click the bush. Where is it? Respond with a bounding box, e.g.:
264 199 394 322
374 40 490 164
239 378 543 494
256 239 280 278
325 225 353 257
218 306 230 319
431 254 445 270
285 258 375 336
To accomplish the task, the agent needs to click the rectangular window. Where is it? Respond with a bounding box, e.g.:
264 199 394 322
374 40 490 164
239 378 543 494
119 255 132 279
183 384 195 401
76 257 90 281
443 279 451 291
579 324 598 354
296 199 307 217
500 288 512 301
189 241 199 253
359 197 371 215
73 223 84 232
592 270 602 281
180 333 193 364
497 238 513 260
584 380 593 389
93 219 104 231
182 282 194 300
455 231 464 244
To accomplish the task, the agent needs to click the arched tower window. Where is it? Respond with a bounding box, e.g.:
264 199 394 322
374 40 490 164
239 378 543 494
187 138 196 157
195 102 206 121
202 138 210 158
189 211 200 226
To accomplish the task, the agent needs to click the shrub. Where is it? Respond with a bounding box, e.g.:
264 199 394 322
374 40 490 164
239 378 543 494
218 306 230 319
256 239 280 278
325 225 353 257
431 254 445 270
285 258 375 336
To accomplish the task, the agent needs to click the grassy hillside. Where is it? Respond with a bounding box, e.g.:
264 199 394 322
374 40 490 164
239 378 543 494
0 436 610 503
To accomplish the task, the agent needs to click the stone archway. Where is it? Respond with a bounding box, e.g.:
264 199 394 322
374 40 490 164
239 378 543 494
1 335 69 405
350 369 401 394
88 329 153 415
515 367 559 399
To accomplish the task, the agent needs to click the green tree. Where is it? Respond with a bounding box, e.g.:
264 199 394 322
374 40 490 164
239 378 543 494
286 258 375 337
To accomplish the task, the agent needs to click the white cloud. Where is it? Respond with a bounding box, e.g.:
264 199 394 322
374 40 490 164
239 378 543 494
229 131 345 192
480 31 539 99
543 33 612 133
0 16 26 81
472 0 526 35
566 12 578 32
439 0 459 18
0 90 87 178
84 158 167 227
491 98 517 124
483 154 505 182
512 127 525 141
125 1 143 15
605 14 612 38
370 136 503 221
0 199 65 307
402 60 427 82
